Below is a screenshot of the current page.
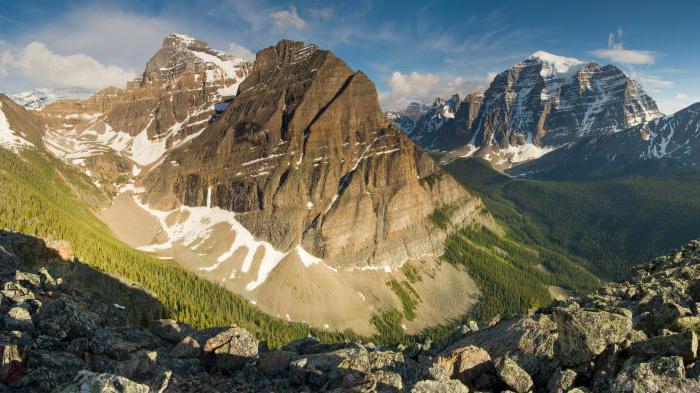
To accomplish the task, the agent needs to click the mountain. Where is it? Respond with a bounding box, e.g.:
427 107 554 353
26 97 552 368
397 51 662 168
36 33 251 192
11 87 95 110
139 39 488 270
509 102 700 179
0 94 45 151
407 93 484 152
385 102 430 133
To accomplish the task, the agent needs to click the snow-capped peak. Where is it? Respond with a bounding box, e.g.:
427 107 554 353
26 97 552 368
168 33 198 45
11 87 95 110
527 51 584 78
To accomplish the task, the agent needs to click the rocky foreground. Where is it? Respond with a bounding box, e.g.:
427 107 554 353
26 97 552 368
3 231 700 392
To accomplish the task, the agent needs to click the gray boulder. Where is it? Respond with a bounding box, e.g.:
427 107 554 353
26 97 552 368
611 356 700 392
58 370 149 392
628 331 698 362
4 307 33 331
149 319 192 344
553 309 632 367
547 368 576 393
202 326 259 373
495 356 533 393
411 379 469 393
169 336 201 359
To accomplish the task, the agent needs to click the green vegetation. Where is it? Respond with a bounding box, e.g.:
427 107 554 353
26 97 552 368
370 309 407 344
386 279 422 321
0 149 356 348
401 264 422 284
430 204 456 230
446 158 700 280
442 227 597 321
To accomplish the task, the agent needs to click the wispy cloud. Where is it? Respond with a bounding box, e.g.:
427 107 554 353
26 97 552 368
656 93 700 115
270 6 307 32
591 27 655 65
227 42 255 61
380 70 483 110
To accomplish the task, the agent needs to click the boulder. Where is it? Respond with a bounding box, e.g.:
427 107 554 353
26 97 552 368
202 326 259 373
14 271 41 288
553 309 632 367
4 307 34 331
546 368 576 393
432 345 491 383
169 336 201 359
36 298 97 339
257 350 296 374
149 319 192 344
1 281 35 304
410 379 469 393
117 350 158 379
611 356 700 392
495 356 533 393
0 342 22 384
58 370 149 392
628 331 698 362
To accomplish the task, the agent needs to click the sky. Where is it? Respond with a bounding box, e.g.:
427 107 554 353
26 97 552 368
1 0 699 114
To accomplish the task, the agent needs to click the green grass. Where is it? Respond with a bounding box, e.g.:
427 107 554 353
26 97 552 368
0 148 357 348
401 264 422 284
446 158 700 280
386 279 422 321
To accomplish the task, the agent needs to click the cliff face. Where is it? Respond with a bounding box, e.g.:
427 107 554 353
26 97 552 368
141 40 488 269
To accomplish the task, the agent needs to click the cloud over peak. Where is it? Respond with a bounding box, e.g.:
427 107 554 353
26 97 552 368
591 28 655 65
3 42 136 90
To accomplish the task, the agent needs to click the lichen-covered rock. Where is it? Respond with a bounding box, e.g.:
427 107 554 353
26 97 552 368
432 345 491 383
553 309 632 367
202 326 259 373
547 368 576 393
169 336 201 359
611 356 700 392
495 356 533 393
36 297 97 339
628 331 698 362
410 379 470 393
0 342 22 384
4 307 33 331
149 319 192 344
58 370 149 392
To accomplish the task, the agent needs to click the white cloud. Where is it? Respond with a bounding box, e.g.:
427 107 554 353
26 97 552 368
380 71 482 110
11 42 136 90
591 27 655 65
270 6 307 31
227 42 255 61
30 8 177 70
635 73 674 92
656 93 700 115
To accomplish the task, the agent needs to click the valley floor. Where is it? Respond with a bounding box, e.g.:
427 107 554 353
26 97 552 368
99 191 480 335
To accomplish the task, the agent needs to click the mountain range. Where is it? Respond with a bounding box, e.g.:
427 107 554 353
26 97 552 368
2 34 510 336
392 51 669 171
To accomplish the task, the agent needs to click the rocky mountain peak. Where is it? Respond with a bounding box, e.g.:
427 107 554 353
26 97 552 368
399 51 663 169
139 39 489 270
525 50 584 78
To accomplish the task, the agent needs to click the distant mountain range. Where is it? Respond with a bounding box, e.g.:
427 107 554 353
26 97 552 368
391 51 668 171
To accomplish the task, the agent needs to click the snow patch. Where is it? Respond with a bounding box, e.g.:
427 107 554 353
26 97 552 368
0 102 34 152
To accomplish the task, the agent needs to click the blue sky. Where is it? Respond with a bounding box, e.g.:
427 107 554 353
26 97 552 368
1 0 699 113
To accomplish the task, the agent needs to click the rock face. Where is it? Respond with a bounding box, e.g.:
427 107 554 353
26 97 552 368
509 102 700 179
11 88 95 110
395 51 662 169
5 229 700 391
36 33 251 184
141 39 488 269
406 94 483 152
0 94 45 152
